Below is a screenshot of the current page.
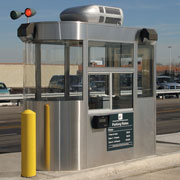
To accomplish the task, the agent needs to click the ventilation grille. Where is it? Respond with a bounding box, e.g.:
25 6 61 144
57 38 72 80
105 17 121 24
105 7 121 15
99 6 104 13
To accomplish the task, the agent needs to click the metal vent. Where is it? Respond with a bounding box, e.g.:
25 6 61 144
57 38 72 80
105 17 121 24
105 7 120 15
60 5 124 26
99 6 104 13
99 16 104 23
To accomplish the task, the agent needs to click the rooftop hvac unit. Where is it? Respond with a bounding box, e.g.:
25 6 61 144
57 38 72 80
60 5 124 26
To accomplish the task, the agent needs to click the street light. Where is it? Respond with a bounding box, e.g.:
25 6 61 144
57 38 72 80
168 46 172 75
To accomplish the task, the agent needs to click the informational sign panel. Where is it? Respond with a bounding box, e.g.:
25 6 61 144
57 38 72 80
107 112 133 151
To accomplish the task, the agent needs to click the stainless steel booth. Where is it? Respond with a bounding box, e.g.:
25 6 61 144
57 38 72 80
18 5 158 171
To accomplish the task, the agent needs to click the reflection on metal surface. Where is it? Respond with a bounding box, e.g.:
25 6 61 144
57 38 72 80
88 41 134 68
45 104 50 171
27 100 86 171
60 5 123 25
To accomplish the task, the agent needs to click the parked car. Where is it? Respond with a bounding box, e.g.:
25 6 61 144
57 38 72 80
156 76 180 98
49 75 82 92
0 82 11 102
69 75 82 92
0 82 10 94
156 76 180 89
175 75 180 83
90 81 106 91
49 75 65 92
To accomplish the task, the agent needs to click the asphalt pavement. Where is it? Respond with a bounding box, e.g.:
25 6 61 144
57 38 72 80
0 132 180 180
1 99 180 153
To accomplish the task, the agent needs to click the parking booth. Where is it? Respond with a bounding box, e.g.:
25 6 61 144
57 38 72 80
18 5 158 171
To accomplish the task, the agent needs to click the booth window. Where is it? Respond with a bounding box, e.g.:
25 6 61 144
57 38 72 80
112 73 133 109
89 74 110 109
88 73 133 110
69 44 83 98
41 44 65 99
23 43 36 98
88 41 134 67
41 41 83 100
24 40 83 101
138 44 154 97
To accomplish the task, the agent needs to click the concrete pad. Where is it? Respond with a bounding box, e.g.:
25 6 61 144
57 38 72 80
156 142 180 155
122 166 180 180
156 132 180 144
0 152 20 172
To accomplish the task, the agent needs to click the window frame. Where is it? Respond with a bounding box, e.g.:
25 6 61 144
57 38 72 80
24 40 83 101
88 41 134 68
112 73 133 110
88 41 134 112
88 72 133 112
88 72 111 110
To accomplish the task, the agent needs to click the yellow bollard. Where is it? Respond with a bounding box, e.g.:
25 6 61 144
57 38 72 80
21 109 36 177
45 104 50 170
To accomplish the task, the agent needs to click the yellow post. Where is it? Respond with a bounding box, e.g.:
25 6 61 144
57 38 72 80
21 109 36 177
45 104 50 170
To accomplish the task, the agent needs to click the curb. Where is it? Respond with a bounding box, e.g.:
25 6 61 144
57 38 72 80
49 152 180 180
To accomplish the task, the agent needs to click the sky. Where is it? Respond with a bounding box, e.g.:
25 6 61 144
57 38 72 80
0 0 180 65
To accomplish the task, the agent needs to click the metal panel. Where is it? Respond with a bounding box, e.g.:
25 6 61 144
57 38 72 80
134 98 156 157
87 112 134 167
35 22 61 41
87 24 138 42
85 40 156 168
26 100 87 171
20 21 140 43
60 22 138 42
60 21 87 40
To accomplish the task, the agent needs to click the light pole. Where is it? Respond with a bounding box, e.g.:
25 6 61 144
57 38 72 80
168 46 172 75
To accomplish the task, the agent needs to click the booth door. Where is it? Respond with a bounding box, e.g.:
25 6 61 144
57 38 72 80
134 44 156 156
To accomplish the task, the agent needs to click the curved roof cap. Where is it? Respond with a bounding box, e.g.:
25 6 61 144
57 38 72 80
60 5 124 25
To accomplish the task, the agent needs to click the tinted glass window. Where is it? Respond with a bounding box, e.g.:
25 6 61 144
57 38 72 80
41 44 65 99
112 74 133 109
138 45 154 97
69 43 83 99
89 42 134 68
0 83 6 89
24 43 36 98
89 75 110 109
24 41 83 101
88 73 133 110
